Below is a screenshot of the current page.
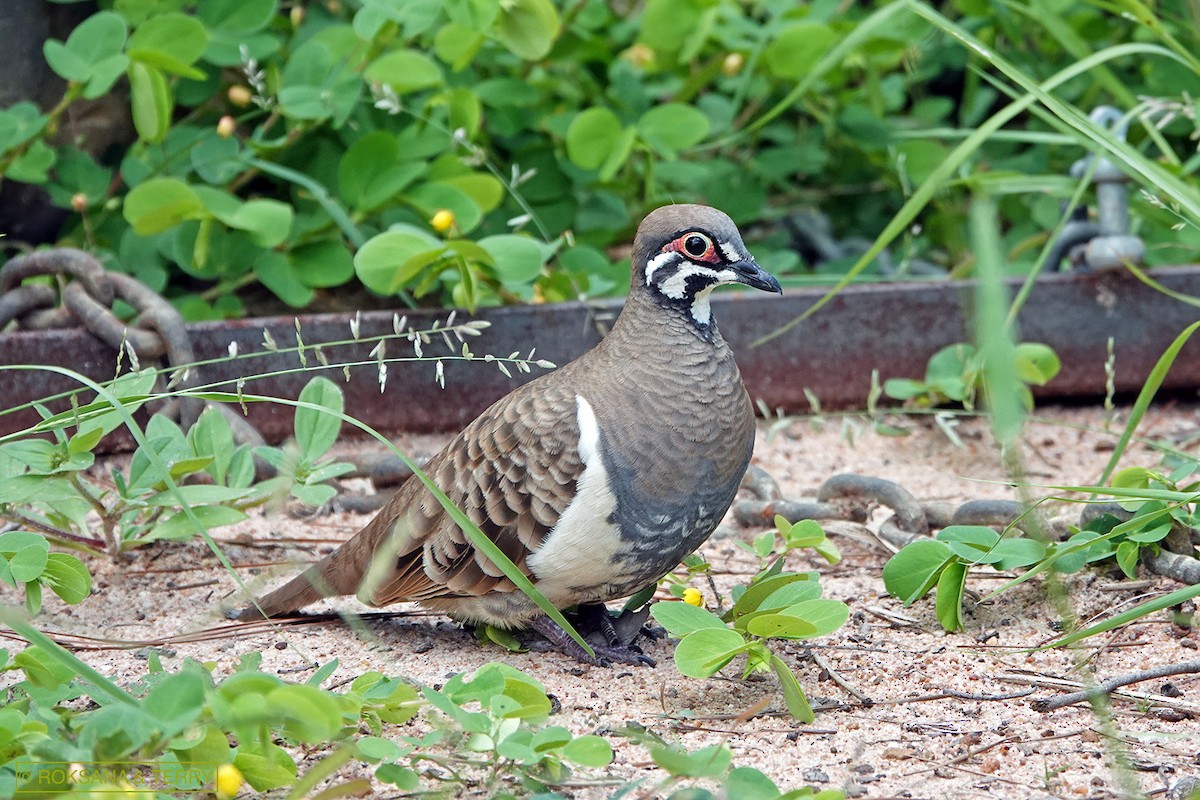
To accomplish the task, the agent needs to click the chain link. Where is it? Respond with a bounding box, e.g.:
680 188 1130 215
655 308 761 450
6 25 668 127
1 248 263 447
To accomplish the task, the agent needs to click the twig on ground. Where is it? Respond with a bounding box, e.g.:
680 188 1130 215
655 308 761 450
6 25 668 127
1029 660 1200 711
809 648 871 704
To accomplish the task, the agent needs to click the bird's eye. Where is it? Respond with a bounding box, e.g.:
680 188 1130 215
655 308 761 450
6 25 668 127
683 234 711 258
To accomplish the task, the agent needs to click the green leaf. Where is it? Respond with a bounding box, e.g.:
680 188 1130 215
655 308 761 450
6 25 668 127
726 572 814 619
356 735 404 762
637 103 710 157
123 177 205 235
781 598 849 638
1014 342 1061 386
10 543 49 584
561 735 613 767
230 200 293 248
354 228 446 294
41 553 92 604
726 766 783 800
254 253 313 308
290 242 355 289
764 22 837 79
143 672 206 737
768 654 814 723
991 537 1047 570
127 12 209 77
651 743 732 779
673 628 746 678
339 132 424 210
495 0 561 60
566 108 624 171
0 102 48 154
128 61 172 143
364 50 444 94
1115 540 1140 579
882 539 955 604
146 505 248 542
235 741 297 792
478 234 544 285
935 560 967 632
745 612 817 639
268 683 342 744
295 377 344 461
937 525 1002 564
650 601 726 637
198 0 278 33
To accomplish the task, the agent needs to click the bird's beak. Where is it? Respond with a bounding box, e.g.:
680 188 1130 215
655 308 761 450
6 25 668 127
729 258 782 294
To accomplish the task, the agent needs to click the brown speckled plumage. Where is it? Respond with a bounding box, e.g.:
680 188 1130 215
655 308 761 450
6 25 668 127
233 204 781 646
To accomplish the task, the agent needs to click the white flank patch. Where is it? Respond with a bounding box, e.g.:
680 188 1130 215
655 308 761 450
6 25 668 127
719 241 741 262
644 251 681 284
527 395 623 605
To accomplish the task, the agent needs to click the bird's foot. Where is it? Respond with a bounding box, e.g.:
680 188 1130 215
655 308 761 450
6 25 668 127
529 614 655 667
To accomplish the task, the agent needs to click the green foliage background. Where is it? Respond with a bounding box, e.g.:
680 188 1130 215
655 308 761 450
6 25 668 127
1 0 1198 318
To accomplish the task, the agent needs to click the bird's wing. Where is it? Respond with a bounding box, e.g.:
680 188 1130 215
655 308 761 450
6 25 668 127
362 379 584 606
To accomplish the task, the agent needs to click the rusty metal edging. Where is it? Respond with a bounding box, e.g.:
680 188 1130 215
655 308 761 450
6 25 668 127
2 267 1198 446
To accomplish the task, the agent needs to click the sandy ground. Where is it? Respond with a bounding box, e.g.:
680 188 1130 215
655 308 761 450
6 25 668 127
4 402 1200 799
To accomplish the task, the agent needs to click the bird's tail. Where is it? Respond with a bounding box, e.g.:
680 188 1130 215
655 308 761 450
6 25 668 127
228 527 382 621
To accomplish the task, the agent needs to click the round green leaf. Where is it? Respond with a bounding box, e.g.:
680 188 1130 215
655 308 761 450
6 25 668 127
1015 342 1061 385
364 50 444 94
255 252 313 308
356 736 403 762
637 103 710 156
763 21 837 79
672 628 746 678
779 598 850 639
937 525 1002 564
41 553 92 605
9 542 49 583
882 539 954 605
561 735 613 767
744 612 817 640
128 12 209 77
290 242 354 288
650 601 726 637
123 177 205 235
478 234 544 285
496 0 561 60
267 684 341 745
354 229 447 294
566 108 623 171
296 377 344 461
230 199 293 248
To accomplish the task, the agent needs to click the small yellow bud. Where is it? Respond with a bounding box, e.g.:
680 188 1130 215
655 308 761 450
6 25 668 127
216 115 237 139
290 5 306 27
682 587 703 607
70 193 88 212
227 85 253 107
216 764 243 798
622 43 654 69
722 52 745 76
431 209 455 233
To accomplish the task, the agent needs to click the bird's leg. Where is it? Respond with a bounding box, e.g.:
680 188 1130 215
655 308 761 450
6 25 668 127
529 614 654 667
576 602 622 646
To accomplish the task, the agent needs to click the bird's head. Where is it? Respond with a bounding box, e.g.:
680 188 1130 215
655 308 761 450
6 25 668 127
632 204 781 329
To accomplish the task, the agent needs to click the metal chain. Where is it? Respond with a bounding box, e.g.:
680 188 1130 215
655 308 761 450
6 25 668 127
0 248 265 448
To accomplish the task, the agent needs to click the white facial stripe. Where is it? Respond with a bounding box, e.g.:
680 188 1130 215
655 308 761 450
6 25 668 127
658 263 720 299
645 251 681 284
719 241 741 262
691 285 716 325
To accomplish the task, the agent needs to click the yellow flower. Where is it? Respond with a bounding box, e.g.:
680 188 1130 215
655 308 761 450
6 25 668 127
682 587 703 607
216 115 237 139
216 764 243 798
431 209 455 233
